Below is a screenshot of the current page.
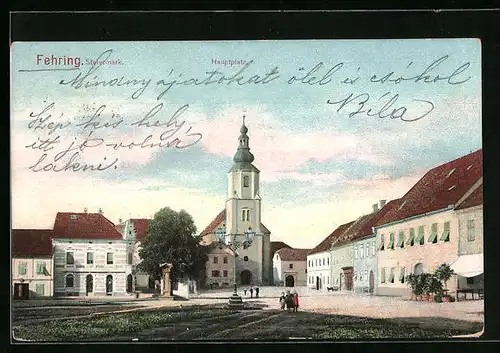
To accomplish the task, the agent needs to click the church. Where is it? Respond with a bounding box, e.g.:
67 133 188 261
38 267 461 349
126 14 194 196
200 118 272 287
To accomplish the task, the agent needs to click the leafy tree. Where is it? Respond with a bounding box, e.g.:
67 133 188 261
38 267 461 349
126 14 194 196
434 263 455 290
137 207 210 291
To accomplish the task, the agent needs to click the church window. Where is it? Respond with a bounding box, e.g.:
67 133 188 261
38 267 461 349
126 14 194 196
241 209 250 222
243 175 249 187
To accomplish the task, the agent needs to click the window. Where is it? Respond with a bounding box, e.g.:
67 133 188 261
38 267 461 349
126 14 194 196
327 258 330 265
399 268 406 283
365 244 369 257
466 277 474 285
106 252 114 265
66 274 74 287
289 263 293 269
127 251 133 265
18 262 27 275
354 246 358 259
213 256 218 264
327 276 330 284
416 226 425 245
440 221 451 242
211 270 220 277
241 209 250 222
36 262 46 275
406 228 415 246
36 283 44 296
66 252 75 265
371 241 375 255
87 252 94 265
322 258 325 266
380 268 386 283
389 268 395 283
396 231 405 248
243 175 249 187
378 234 385 251
359 272 363 281
223 256 228 264
388 233 395 250
428 223 438 243
243 256 248 262
467 220 476 241
359 244 364 258
223 270 228 278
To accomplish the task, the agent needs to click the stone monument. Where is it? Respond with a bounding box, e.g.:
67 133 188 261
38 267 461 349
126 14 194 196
160 263 173 298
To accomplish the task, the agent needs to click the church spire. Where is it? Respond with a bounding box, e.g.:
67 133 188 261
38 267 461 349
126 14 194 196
233 115 255 164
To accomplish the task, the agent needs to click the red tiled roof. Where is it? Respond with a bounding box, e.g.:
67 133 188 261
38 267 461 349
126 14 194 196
456 183 483 210
200 209 271 236
375 149 483 227
332 198 402 247
271 241 292 255
115 223 125 235
53 212 123 240
130 218 150 241
12 229 53 256
308 221 355 255
276 248 310 261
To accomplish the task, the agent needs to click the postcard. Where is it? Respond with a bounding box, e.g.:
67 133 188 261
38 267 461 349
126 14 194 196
11 39 483 342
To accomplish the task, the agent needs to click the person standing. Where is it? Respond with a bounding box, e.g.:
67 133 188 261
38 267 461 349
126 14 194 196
250 287 254 298
293 292 299 312
255 287 260 298
285 290 293 311
279 292 286 310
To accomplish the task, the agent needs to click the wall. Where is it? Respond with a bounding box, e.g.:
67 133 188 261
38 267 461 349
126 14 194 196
306 252 331 290
53 239 131 296
352 235 377 293
457 205 483 255
205 248 235 287
330 243 354 290
376 209 459 297
12 256 54 298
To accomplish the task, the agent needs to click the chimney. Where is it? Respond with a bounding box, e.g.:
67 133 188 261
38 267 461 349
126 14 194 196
118 218 123 224
98 208 103 214
379 199 387 209
84 207 88 213
372 203 379 213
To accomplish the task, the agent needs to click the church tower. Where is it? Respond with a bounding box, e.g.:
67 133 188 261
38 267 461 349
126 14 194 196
225 116 271 285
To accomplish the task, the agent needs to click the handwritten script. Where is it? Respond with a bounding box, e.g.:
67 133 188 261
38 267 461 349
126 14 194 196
20 49 473 172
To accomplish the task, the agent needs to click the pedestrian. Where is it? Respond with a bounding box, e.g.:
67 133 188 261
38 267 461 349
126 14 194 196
255 287 259 298
244 288 247 296
279 292 286 310
285 290 293 311
293 292 299 312
250 287 254 298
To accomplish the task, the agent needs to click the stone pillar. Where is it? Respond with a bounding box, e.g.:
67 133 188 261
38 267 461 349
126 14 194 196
160 263 173 297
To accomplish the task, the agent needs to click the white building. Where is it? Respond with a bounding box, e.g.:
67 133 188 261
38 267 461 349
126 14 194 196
452 181 483 292
200 118 272 287
374 150 482 297
272 248 309 287
12 229 54 299
307 221 353 290
52 210 133 296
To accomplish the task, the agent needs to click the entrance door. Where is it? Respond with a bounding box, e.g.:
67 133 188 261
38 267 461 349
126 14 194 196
316 276 321 290
106 275 113 295
14 283 29 300
369 270 374 293
86 274 93 295
240 270 252 285
285 275 295 287
126 274 133 293
343 268 353 291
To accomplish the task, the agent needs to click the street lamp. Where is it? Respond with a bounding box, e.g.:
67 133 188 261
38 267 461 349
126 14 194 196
215 224 256 308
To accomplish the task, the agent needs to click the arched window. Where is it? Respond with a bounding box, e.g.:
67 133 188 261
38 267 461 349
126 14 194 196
243 175 249 187
66 274 74 288
241 208 250 222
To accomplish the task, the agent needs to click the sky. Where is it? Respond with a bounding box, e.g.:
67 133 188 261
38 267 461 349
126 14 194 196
10 39 482 249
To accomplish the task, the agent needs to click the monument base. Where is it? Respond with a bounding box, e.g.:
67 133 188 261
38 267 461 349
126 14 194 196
228 294 244 309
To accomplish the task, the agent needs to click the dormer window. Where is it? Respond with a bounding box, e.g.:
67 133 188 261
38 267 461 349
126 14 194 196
467 164 473 170
70 215 77 220
243 175 249 187
446 168 456 178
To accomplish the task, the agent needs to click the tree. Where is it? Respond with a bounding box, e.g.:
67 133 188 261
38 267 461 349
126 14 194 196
434 263 455 290
137 207 210 291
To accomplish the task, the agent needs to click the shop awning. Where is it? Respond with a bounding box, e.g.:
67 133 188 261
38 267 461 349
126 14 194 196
451 254 483 278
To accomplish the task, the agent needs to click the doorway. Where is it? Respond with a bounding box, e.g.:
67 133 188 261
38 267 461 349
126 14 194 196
126 274 133 293
343 267 353 291
285 275 295 287
369 270 374 293
86 274 93 295
240 270 252 285
14 283 29 300
106 275 113 295
316 276 321 290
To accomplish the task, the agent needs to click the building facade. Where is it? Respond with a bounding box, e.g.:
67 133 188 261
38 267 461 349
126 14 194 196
52 211 132 297
272 248 309 287
374 149 482 297
12 229 54 299
200 119 272 287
